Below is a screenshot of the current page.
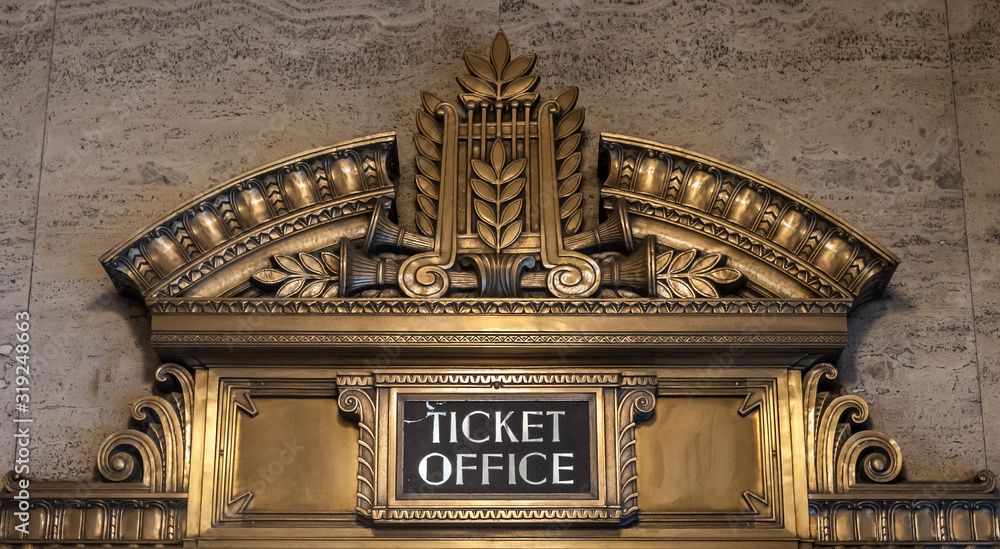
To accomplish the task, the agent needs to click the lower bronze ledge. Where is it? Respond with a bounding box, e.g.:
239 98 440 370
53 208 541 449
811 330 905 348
0 494 187 545
809 493 999 546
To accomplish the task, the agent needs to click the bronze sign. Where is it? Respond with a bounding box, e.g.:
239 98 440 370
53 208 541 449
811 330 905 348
338 372 655 524
396 396 595 497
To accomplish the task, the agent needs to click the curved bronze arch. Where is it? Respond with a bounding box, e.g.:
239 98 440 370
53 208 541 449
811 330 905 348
99 132 897 308
598 134 898 306
99 133 399 299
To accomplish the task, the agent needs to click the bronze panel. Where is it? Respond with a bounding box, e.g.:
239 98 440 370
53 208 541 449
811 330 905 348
638 397 761 514
212 377 357 526
635 376 783 528
232 397 357 514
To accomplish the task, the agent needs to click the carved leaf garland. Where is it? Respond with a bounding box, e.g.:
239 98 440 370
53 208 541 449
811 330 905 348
471 140 525 252
252 252 340 298
553 87 585 235
414 92 445 237
654 249 742 298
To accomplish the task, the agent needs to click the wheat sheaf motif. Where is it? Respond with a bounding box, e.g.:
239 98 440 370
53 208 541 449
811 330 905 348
233 32 755 301
458 31 539 104
472 140 525 252
414 92 445 239
551 86 585 236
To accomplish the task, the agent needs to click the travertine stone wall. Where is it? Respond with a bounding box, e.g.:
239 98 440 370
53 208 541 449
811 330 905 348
952 0 1000 481
1 0 997 482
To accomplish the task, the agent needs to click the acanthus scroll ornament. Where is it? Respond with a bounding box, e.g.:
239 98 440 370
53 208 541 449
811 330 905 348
804 363 903 494
803 363 999 545
96 364 194 493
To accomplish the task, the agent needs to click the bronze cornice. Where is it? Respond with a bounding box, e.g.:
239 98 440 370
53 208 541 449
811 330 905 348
146 297 852 315
600 134 899 307
100 134 398 299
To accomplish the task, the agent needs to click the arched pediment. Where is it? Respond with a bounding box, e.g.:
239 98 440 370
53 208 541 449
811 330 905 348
100 130 897 308
97 33 900 367
100 134 398 299
100 37 899 309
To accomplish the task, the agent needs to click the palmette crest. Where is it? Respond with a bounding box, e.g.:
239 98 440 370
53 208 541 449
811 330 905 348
459 31 539 105
247 30 750 300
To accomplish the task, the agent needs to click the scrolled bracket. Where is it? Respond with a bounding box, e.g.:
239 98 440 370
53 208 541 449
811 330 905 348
156 363 194 492
336 375 377 519
803 363 908 494
96 430 163 492
91 363 193 494
130 395 185 493
616 376 657 522
836 430 903 491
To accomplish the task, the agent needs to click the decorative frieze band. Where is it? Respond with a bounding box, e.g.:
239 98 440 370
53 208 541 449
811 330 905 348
0 496 186 545
147 298 852 315
372 373 623 385
809 497 999 545
151 333 848 346
371 507 621 521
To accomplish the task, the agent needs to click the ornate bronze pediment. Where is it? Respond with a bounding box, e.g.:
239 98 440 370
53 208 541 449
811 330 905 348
3 31 997 548
100 32 896 308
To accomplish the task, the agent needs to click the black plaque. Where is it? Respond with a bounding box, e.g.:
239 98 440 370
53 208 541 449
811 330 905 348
397 395 594 498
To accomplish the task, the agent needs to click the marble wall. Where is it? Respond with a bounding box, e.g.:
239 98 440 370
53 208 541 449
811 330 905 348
1 0 997 483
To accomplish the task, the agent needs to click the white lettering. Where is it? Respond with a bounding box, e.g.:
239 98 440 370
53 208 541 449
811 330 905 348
522 411 544 442
428 411 446 443
482 453 504 484
495 411 518 442
462 411 490 443
418 453 452 486
552 453 574 484
547 411 565 442
456 453 476 485
519 452 547 485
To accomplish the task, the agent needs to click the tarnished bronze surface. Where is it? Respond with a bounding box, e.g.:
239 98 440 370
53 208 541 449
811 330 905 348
3 31 997 548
